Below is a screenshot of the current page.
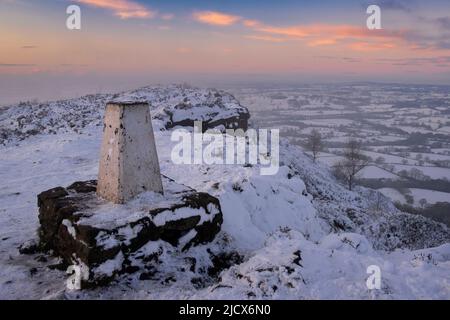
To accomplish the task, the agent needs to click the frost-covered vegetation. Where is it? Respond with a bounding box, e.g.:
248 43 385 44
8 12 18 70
0 85 449 299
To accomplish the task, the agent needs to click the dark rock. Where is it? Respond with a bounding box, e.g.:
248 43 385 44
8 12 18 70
123 265 140 274
293 250 302 267
35 255 48 263
47 261 68 271
191 277 206 289
36 178 223 287
67 180 97 193
139 270 157 281
208 251 244 278
18 239 39 255
163 276 176 284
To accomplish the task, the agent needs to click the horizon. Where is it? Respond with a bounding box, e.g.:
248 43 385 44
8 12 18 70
1 0 450 104
3 77 450 107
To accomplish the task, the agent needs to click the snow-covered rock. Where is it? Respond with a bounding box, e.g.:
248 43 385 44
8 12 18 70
195 229 450 299
36 178 223 286
0 85 250 145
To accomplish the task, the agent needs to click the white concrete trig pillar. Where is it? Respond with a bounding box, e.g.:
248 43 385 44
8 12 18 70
97 101 163 204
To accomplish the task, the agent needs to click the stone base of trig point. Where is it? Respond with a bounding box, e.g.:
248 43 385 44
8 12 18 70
97 102 164 204
35 179 223 287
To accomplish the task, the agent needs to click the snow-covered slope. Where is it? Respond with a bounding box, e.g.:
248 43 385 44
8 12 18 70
0 85 249 146
0 86 448 299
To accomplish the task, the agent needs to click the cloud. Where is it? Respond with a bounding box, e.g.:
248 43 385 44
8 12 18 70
190 9 408 52
362 0 413 12
316 56 362 63
161 13 174 21
59 64 89 67
400 27 450 51
75 0 154 19
190 7 449 56
21 45 37 49
434 17 450 30
307 38 337 47
0 63 36 67
177 47 192 54
193 11 241 26
349 41 397 51
157 25 171 31
250 23 407 51
256 25 310 38
245 35 287 43
377 56 450 67
243 20 261 28
255 24 403 40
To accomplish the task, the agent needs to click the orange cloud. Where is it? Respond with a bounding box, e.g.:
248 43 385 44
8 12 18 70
256 25 310 38
243 20 261 28
308 38 338 47
75 0 154 19
245 35 287 43
256 24 387 40
193 11 241 26
177 47 192 54
249 23 405 52
349 42 397 51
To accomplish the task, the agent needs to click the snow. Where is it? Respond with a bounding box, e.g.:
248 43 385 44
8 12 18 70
438 126 450 134
0 85 449 300
393 165 450 180
93 252 124 277
409 188 450 206
76 180 197 229
359 166 400 180
407 152 450 162
194 230 450 299
380 187 450 207
152 207 210 227
213 167 325 251
62 220 76 238
378 188 406 204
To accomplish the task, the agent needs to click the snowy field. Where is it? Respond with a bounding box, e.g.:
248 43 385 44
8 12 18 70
379 188 450 207
0 85 449 300
1 127 449 300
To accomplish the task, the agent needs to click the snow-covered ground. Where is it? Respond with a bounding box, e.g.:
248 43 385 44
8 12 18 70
358 166 400 180
408 189 450 206
379 188 450 207
378 188 407 204
0 86 449 300
393 165 450 180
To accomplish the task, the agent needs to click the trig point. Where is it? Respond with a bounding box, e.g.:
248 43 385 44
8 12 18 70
97 101 163 204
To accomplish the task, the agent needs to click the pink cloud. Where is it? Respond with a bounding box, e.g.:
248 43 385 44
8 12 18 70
307 38 338 47
245 35 287 43
249 23 409 52
75 0 154 19
177 47 193 54
243 20 261 28
161 13 174 21
193 11 241 26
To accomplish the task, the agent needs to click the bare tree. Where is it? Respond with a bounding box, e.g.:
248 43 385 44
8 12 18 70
419 198 428 208
306 129 324 163
375 156 385 165
334 139 370 191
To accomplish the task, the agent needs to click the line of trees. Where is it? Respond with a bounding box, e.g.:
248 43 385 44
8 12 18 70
305 129 324 163
305 130 369 191
333 139 370 191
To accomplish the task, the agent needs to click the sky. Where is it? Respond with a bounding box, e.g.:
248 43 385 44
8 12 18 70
1 0 450 104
